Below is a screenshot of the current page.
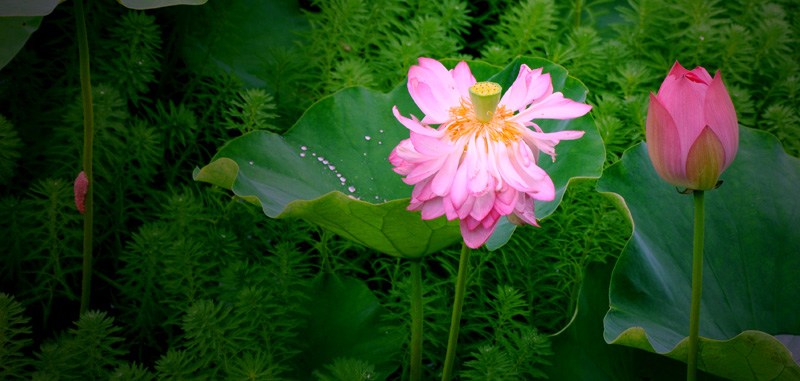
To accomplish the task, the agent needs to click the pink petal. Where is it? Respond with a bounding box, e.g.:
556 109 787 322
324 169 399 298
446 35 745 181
416 58 461 108
522 129 585 162
522 72 552 106
405 156 447 184
661 61 690 89
526 174 555 201
467 143 493 194
494 185 518 215
703 70 739 171
411 177 434 203
390 138 429 175
513 142 547 180
460 217 498 248
496 143 532 191
512 194 539 226
468 167 489 195
524 121 543 132
392 106 444 137
450 164 470 209
500 66 553 112
685 126 726 190
442 196 459 220
686 66 713 85
389 146 409 175
457 195 475 219
495 141 550 196
431 149 463 196
510 92 592 122
419 58 458 89
517 139 533 167
469 185 496 221
407 78 451 124
465 215 482 230
499 64 533 111
482 210 500 229
410 131 455 156
74 171 88 214
655 67 709 154
646 93 689 188
451 61 476 99
420 198 446 220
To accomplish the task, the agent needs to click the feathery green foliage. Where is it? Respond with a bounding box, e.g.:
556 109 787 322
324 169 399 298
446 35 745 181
0 0 797 379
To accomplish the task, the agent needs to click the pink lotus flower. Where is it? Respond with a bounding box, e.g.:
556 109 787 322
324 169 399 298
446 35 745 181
647 61 739 191
390 58 592 248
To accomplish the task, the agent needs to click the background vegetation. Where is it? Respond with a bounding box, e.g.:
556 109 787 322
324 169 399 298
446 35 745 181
0 0 797 379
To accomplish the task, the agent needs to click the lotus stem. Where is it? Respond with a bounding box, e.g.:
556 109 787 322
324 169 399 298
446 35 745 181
442 242 471 381
687 190 705 380
410 259 423 381
75 0 94 315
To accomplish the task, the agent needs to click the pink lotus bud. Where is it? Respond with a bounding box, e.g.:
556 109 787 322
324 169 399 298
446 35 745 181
646 61 739 191
74 171 88 214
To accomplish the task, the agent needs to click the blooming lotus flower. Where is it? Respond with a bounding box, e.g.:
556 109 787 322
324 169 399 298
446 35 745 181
389 58 592 248
647 61 739 191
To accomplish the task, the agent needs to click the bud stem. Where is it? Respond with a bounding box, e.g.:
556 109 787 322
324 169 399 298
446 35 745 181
687 190 705 381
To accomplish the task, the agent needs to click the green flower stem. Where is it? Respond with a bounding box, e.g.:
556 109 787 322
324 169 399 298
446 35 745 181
687 190 705 381
75 0 94 315
410 259 423 381
442 242 471 381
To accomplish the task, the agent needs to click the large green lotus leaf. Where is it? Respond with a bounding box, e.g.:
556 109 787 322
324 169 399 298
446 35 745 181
179 0 308 88
194 57 603 258
289 275 404 380
546 261 724 380
118 0 206 9
193 84 461 258
0 0 60 16
0 16 42 71
597 127 800 380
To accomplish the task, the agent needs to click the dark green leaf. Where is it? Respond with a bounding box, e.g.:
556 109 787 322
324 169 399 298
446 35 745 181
179 0 308 88
118 0 206 9
0 0 59 16
545 261 724 380
290 275 404 381
0 16 42 71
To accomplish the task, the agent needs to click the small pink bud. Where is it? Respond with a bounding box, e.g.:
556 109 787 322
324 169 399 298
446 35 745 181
74 171 88 214
646 61 739 191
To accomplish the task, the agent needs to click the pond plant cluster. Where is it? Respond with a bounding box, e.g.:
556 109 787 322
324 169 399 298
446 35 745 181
0 0 798 380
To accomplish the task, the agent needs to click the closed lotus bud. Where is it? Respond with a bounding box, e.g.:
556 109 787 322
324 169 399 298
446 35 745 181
74 171 88 214
646 61 739 191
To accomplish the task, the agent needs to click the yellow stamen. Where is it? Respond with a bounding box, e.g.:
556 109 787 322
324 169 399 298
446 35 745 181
446 100 521 145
